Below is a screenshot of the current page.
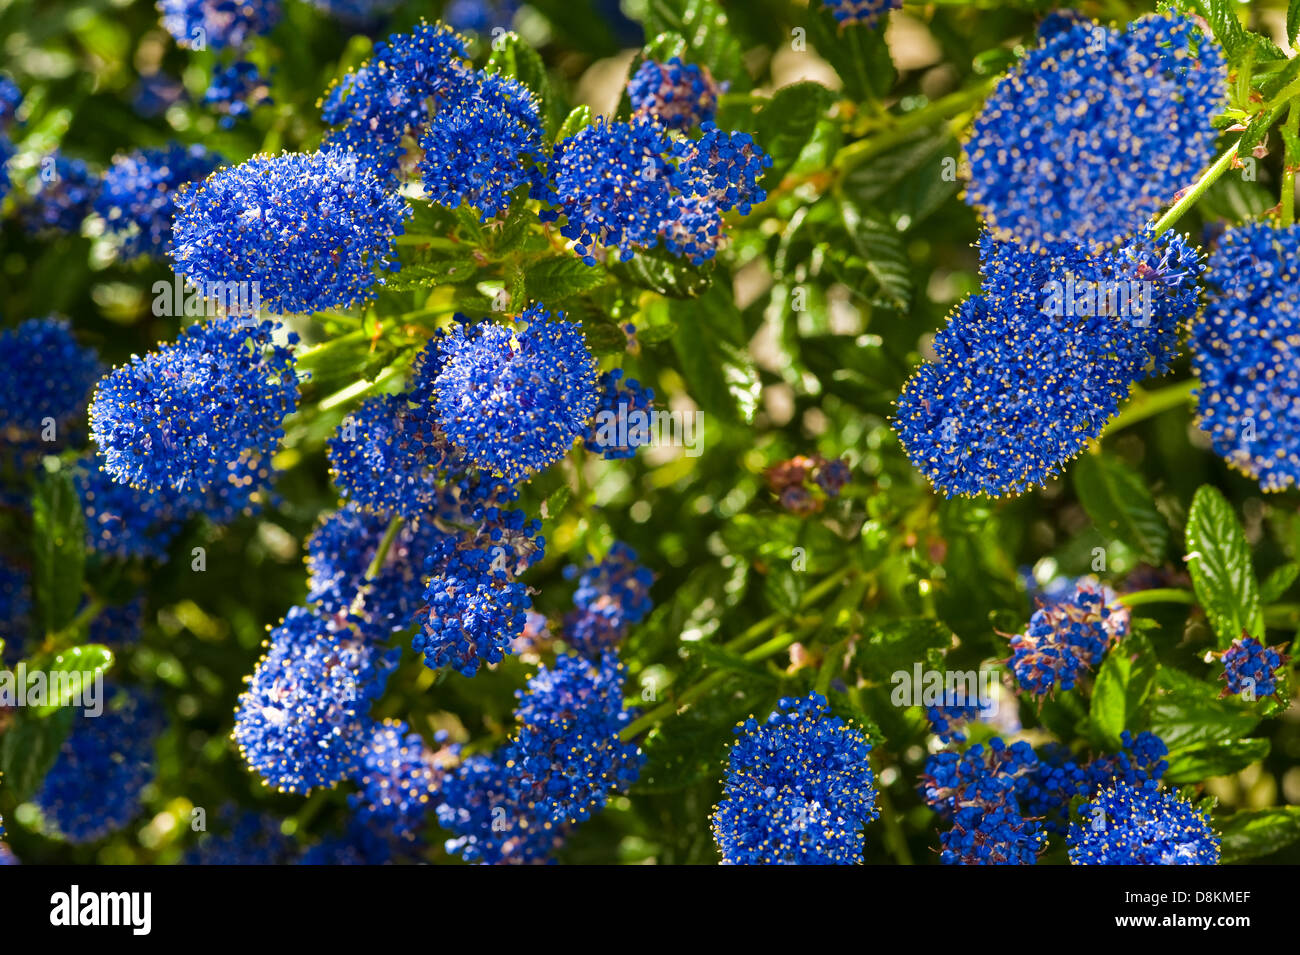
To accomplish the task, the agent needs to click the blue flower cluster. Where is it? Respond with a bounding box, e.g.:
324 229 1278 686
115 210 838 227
306 504 455 631
157 0 282 52
820 0 901 28
712 694 878 865
350 719 453 843
35 687 160 843
22 154 100 235
1017 731 1168 835
1008 581 1128 696
1067 780 1219 865
965 11 1225 249
0 318 100 446
95 144 221 259
327 393 450 517
554 116 770 266
437 651 643 863
170 149 410 314
920 737 1043 865
444 0 518 32
232 607 398 794
420 70 549 220
203 62 272 129
430 310 600 482
628 58 720 131
1221 635 1287 699
320 20 470 180
562 542 654 657
0 74 19 203
584 369 656 460
186 807 296 864
1193 223 1300 491
76 462 185 561
925 700 982 745
894 231 1202 497
88 316 298 495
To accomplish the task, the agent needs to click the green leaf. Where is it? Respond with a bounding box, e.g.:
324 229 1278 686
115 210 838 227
804 4 895 101
643 0 747 90
26 644 115 717
1072 453 1168 564
1164 737 1270 783
611 246 712 298
555 104 592 142
382 253 480 292
0 705 76 801
1261 562 1300 604
1290 0 1300 47
1150 668 1262 752
752 81 834 189
1185 485 1264 646
1219 806 1300 863
670 321 760 423
32 469 86 637
838 199 912 310
523 256 608 303
1090 633 1158 747
857 618 953 681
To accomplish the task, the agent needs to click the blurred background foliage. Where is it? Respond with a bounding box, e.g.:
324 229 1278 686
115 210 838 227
1 0 1298 864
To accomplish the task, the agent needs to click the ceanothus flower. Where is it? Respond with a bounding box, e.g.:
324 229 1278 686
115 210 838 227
327 394 445 517
1008 581 1128 696
436 651 642 863
320 20 470 180
444 0 519 32
553 116 680 265
431 309 599 483
419 70 548 220
920 737 1042 865
712 694 879 865
306 503 457 630
185 807 296 864
0 318 100 443
171 149 410 314
0 558 31 661
95 144 222 259
76 462 186 561
88 317 298 495
233 606 398 794
0 74 20 128
1016 731 1168 835
299 818 394 864
965 11 1226 249
562 542 654 657
676 124 771 216
157 0 282 51
819 0 901 28
1192 223 1300 490
22 153 100 234
584 368 656 460
413 545 532 677
203 62 272 129
1220 635 1288 699
0 135 14 204
350 719 454 842
628 58 720 131
1068 780 1219 865
34 687 160 844
894 231 1202 497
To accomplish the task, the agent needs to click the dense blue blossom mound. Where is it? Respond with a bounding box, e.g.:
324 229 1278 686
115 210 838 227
95 144 222 259
35 687 160 844
430 308 600 483
88 316 298 495
965 11 1225 248
203 62 272 128
186 808 296 865
1009 581 1128 696
232 606 398 794
22 153 100 234
562 541 654 656
0 318 100 445
1067 780 1219 865
157 0 282 52
437 651 642 863
170 149 410 313
712 694 879 865
1220 635 1287 699
894 231 1202 497
349 719 452 843
628 57 720 131
1192 223 1300 491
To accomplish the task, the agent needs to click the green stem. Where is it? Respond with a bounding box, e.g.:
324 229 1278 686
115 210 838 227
47 596 104 649
366 516 405 582
294 329 369 371
1151 140 1240 235
1102 379 1197 438
834 78 998 174
724 565 853 653
1114 588 1195 609
1281 103 1298 228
